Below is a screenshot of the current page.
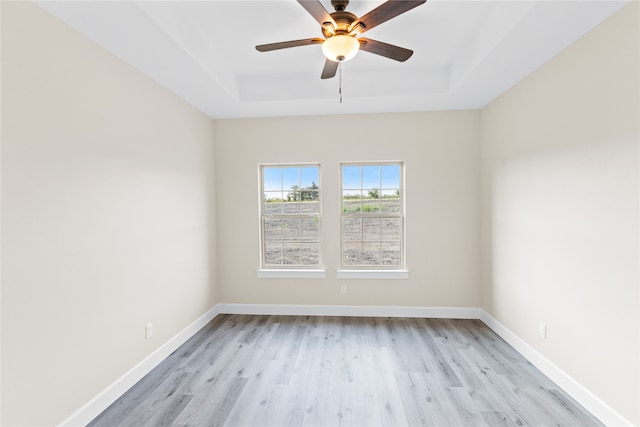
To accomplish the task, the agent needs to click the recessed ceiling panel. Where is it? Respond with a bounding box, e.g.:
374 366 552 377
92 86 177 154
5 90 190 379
35 0 630 119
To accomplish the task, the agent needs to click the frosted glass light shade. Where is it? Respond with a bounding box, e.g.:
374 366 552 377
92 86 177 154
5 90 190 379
322 35 359 62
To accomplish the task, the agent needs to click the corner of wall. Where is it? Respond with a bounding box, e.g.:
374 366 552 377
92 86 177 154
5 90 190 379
477 3 639 424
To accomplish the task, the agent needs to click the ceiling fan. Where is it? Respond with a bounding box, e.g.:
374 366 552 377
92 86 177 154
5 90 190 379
255 0 427 79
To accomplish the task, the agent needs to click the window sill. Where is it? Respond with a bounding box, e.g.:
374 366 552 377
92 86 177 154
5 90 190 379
337 269 409 279
257 269 326 279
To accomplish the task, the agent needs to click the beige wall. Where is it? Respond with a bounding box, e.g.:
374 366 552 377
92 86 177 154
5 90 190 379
480 3 639 424
2 0 638 426
1 3 218 426
215 112 481 308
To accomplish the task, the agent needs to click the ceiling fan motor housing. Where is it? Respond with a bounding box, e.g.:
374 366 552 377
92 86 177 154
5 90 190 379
321 10 361 38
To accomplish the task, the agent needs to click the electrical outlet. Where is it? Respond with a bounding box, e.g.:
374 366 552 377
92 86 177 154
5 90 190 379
340 284 348 294
145 322 153 339
538 322 547 339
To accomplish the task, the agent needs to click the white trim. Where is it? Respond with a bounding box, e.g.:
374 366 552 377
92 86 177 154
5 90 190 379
57 305 221 427
217 303 479 319
337 269 409 279
479 309 634 427
256 269 326 279
59 304 631 427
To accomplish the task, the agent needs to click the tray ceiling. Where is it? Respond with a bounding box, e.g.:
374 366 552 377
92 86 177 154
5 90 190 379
35 1 629 119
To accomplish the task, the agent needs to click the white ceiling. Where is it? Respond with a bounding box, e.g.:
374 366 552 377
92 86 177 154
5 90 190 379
35 0 628 119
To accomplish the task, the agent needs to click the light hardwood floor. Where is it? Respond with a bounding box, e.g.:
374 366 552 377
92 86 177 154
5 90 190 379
89 315 603 426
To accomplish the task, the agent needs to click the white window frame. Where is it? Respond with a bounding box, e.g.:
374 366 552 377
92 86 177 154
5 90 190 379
338 161 408 279
257 163 324 278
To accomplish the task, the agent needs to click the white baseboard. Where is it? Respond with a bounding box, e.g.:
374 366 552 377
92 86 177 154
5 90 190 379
217 303 481 319
57 305 221 427
58 303 632 427
479 309 634 427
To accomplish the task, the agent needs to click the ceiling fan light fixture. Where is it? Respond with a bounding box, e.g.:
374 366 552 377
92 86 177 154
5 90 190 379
322 35 359 62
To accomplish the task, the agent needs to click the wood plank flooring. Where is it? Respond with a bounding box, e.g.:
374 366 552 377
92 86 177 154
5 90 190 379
88 315 603 427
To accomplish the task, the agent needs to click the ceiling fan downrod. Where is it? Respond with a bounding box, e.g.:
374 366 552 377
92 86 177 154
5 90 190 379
331 0 349 12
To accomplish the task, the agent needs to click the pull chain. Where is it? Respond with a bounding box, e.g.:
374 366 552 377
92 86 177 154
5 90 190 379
339 62 343 104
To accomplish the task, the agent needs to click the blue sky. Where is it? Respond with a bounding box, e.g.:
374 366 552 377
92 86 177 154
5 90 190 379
263 166 319 192
262 164 400 195
342 165 400 191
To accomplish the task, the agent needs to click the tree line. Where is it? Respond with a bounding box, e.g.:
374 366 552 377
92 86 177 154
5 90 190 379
287 182 319 201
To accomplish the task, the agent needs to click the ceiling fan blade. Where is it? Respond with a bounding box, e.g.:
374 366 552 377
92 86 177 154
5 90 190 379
321 59 339 79
353 0 426 34
358 38 413 62
256 38 324 52
297 0 336 28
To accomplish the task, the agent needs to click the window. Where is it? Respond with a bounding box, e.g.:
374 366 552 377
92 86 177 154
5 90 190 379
341 162 404 269
260 164 321 269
